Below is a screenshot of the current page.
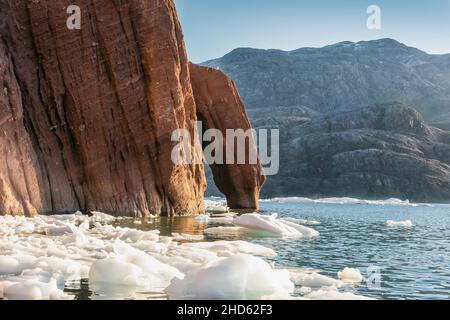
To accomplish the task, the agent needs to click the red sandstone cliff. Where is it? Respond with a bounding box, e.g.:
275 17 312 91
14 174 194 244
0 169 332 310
190 64 265 210
0 0 263 216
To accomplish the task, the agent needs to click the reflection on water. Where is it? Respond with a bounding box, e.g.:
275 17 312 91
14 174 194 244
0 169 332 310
114 216 206 238
65 200 450 300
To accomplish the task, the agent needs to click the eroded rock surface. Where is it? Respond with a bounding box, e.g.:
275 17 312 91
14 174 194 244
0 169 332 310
0 0 263 216
0 0 209 217
0 0 206 217
190 64 265 209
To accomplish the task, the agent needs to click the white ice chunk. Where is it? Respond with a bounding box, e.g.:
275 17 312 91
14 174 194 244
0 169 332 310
89 257 149 287
183 240 276 257
386 220 413 228
19 268 65 288
196 214 235 224
262 293 308 300
305 286 374 300
89 242 183 289
204 199 229 213
0 254 37 275
0 256 22 275
290 270 343 288
131 240 171 255
45 226 73 236
204 226 254 237
2 276 69 300
15 221 35 234
209 216 235 224
233 214 319 238
271 197 429 207
90 211 116 223
155 243 219 273
337 267 364 283
114 242 183 281
35 256 89 281
281 217 321 226
118 228 160 243
278 219 320 238
172 233 204 242
166 254 294 300
0 280 17 298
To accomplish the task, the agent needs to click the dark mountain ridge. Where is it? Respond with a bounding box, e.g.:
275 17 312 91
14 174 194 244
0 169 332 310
203 38 450 129
202 39 450 201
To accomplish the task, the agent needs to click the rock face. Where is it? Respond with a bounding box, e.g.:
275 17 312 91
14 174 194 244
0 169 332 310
189 64 265 209
258 103 450 202
0 35 45 216
203 39 450 129
0 0 263 216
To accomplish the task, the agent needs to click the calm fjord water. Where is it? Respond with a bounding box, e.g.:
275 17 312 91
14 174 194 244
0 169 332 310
258 200 450 300
67 199 450 300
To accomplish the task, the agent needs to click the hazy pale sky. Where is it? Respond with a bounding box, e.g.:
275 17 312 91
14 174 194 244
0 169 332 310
175 0 450 63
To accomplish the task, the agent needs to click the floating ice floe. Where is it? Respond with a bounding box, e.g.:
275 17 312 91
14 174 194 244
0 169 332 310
89 242 183 288
261 293 309 300
118 228 160 242
90 211 116 223
182 240 277 258
233 213 319 238
271 197 429 207
1 277 70 300
204 226 253 238
172 233 204 242
35 256 90 281
166 254 294 300
0 205 371 300
152 245 219 273
195 214 235 225
386 220 413 228
45 226 74 236
304 286 374 300
0 268 70 300
281 217 321 226
3 212 291 299
337 267 364 284
289 269 344 288
0 254 37 275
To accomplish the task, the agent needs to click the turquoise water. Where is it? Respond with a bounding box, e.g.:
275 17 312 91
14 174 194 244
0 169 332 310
64 199 450 300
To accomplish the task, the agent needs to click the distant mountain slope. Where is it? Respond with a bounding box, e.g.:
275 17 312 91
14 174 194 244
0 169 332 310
203 39 450 129
202 41 450 201
256 103 450 202
204 102 450 202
